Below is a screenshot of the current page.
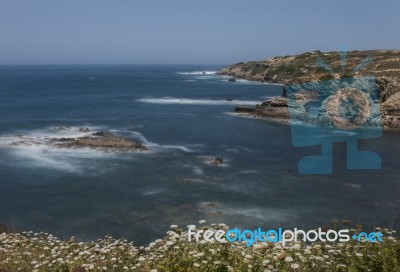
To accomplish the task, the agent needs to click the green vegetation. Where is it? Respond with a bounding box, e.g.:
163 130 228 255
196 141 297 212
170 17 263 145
270 64 288 74
0 222 399 272
319 74 335 81
219 49 400 84
250 66 268 76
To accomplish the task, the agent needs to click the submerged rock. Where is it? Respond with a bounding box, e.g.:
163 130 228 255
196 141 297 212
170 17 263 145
79 127 90 132
58 125 71 130
208 157 223 166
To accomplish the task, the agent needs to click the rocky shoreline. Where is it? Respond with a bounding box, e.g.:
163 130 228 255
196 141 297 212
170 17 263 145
8 127 148 152
234 97 290 124
219 50 400 129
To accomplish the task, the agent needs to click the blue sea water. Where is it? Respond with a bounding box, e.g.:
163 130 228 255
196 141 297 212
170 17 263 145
0 65 399 244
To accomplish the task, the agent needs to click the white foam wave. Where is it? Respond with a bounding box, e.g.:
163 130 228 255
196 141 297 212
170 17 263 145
0 126 138 174
128 131 201 153
223 78 283 86
234 78 262 84
192 166 204 175
181 164 205 175
332 130 357 136
177 71 217 75
19 125 101 139
219 77 265 85
3 145 119 175
0 125 105 150
136 97 259 106
239 170 259 174
224 112 264 120
0 126 201 174
222 206 296 221
197 201 297 222
141 188 166 196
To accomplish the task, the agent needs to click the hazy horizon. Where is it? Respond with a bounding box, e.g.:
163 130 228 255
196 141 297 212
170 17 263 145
0 0 399 65
0 48 399 66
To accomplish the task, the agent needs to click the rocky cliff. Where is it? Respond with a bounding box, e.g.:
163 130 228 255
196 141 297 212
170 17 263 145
219 50 400 128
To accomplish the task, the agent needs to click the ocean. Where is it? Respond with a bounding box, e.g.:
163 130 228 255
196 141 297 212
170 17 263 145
0 65 399 244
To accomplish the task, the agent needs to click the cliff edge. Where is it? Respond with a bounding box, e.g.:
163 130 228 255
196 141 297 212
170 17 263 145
219 50 400 128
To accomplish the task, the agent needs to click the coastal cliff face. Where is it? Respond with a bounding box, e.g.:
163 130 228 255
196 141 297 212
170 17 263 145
219 50 400 128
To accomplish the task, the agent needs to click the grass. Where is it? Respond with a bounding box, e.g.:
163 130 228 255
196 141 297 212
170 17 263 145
0 222 399 272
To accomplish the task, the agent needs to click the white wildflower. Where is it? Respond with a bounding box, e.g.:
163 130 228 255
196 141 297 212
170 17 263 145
291 263 300 269
285 256 293 262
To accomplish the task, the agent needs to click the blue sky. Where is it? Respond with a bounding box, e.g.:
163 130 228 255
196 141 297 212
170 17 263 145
0 0 399 64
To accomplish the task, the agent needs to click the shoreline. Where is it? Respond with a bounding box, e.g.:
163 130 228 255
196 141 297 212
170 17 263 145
232 99 400 130
226 111 290 125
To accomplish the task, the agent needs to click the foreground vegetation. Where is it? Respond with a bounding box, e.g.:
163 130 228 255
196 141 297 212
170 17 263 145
0 221 399 272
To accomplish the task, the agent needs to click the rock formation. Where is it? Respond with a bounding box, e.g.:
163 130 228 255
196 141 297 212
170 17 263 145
52 131 148 151
9 127 148 151
219 50 400 128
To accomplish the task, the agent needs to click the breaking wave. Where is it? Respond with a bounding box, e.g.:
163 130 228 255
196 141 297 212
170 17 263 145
136 97 259 106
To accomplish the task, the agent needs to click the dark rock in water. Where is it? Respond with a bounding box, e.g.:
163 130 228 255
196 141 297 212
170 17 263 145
209 157 223 166
232 97 290 123
58 125 71 130
234 107 255 113
79 127 90 132
50 131 148 151
226 98 233 101
59 132 148 151
254 97 290 121
264 97 288 107
228 77 236 82
57 137 75 142
92 132 106 137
